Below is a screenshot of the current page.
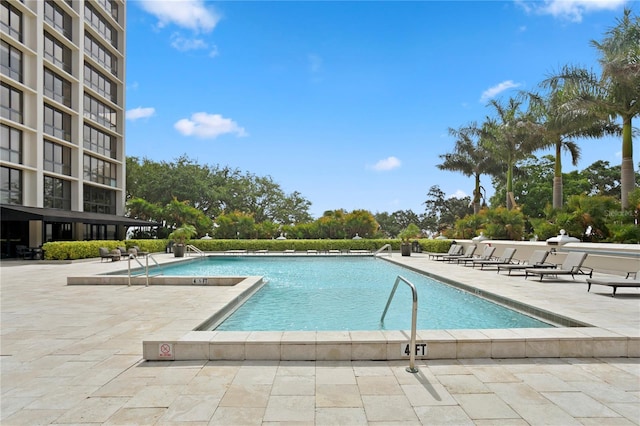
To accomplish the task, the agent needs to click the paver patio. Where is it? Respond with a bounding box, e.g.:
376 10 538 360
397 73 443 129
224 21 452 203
1 253 638 424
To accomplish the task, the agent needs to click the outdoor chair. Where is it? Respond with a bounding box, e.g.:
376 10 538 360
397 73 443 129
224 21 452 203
524 251 592 281
497 250 552 275
587 269 640 297
471 247 517 270
439 244 476 262
427 244 462 260
457 245 495 265
99 247 121 262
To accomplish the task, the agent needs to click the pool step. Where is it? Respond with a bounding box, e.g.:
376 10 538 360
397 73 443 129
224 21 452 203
142 328 639 361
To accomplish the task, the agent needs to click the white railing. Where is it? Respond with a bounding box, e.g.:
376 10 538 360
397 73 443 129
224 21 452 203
127 253 162 287
186 244 205 256
381 275 419 373
374 243 392 256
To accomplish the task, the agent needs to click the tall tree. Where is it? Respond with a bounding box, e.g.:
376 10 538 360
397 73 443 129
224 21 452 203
423 185 472 234
437 123 501 214
526 85 617 209
481 97 545 210
344 210 379 238
544 8 639 208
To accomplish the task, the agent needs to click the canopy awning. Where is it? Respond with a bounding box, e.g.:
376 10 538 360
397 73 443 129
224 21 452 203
0 204 159 227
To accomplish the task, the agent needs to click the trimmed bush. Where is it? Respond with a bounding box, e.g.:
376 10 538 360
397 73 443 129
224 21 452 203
41 238 455 260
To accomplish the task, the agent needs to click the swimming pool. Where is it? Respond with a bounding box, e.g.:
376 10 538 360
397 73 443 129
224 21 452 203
158 257 552 331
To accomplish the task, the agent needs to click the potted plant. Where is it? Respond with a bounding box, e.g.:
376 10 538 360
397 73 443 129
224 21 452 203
398 223 421 256
168 224 197 257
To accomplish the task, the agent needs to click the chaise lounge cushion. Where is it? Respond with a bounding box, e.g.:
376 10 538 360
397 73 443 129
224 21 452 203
497 250 551 275
587 270 640 296
524 251 591 281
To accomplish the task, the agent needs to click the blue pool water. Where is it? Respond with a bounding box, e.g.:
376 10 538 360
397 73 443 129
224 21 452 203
159 257 552 331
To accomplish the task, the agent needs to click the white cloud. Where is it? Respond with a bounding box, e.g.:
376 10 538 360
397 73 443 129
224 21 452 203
138 0 221 32
174 112 247 139
480 80 521 102
170 33 208 51
449 190 468 199
370 156 401 171
126 107 155 121
518 0 626 23
169 33 219 56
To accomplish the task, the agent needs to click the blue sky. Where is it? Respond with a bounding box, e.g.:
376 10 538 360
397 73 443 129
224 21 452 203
125 0 636 218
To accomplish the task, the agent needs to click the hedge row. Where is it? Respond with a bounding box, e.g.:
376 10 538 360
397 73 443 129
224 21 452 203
41 238 453 260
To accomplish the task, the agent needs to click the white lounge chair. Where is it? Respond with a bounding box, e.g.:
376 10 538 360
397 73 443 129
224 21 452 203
497 250 551 275
440 245 476 262
457 245 495 265
471 247 517 270
524 252 592 281
427 244 462 260
587 269 640 297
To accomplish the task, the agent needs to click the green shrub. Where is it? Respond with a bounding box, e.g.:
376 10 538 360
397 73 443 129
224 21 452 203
40 238 457 260
483 207 525 240
43 240 122 260
530 219 560 241
607 224 640 243
127 239 168 254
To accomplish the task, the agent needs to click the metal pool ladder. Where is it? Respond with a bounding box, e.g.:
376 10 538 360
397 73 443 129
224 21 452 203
127 253 162 287
374 244 392 256
381 275 419 373
186 244 205 256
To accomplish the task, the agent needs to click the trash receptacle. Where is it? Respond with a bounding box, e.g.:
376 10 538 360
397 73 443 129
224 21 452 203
411 241 421 253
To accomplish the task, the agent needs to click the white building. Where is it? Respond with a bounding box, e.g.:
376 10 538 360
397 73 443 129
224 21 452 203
1 0 148 257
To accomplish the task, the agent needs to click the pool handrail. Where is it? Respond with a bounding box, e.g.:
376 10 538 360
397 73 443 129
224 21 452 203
374 244 392 257
127 253 162 286
186 244 205 256
380 275 419 373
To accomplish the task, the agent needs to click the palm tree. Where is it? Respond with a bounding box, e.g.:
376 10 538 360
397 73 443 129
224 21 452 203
527 86 619 209
437 123 500 214
481 97 545 210
544 8 639 209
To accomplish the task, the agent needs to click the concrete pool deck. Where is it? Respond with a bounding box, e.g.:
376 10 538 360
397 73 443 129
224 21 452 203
1 252 639 424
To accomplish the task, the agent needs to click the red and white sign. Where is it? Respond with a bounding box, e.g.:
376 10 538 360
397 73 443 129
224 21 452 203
159 343 173 358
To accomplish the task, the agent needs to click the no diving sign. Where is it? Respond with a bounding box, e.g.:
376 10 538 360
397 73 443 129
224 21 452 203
159 343 173 359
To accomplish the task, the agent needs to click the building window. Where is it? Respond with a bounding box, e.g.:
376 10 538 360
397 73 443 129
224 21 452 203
84 33 117 77
83 184 115 214
0 82 22 123
84 154 116 187
44 175 71 210
1 124 21 163
96 0 118 23
44 140 71 176
84 63 116 103
45 222 73 241
44 104 72 142
84 3 117 48
44 0 72 41
83 93 117 130
83 124 116 159
44 67 72 108
1 40 22 82
0 1 22 42
0 166 22 204
44 31 72 74
84 223 117 240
